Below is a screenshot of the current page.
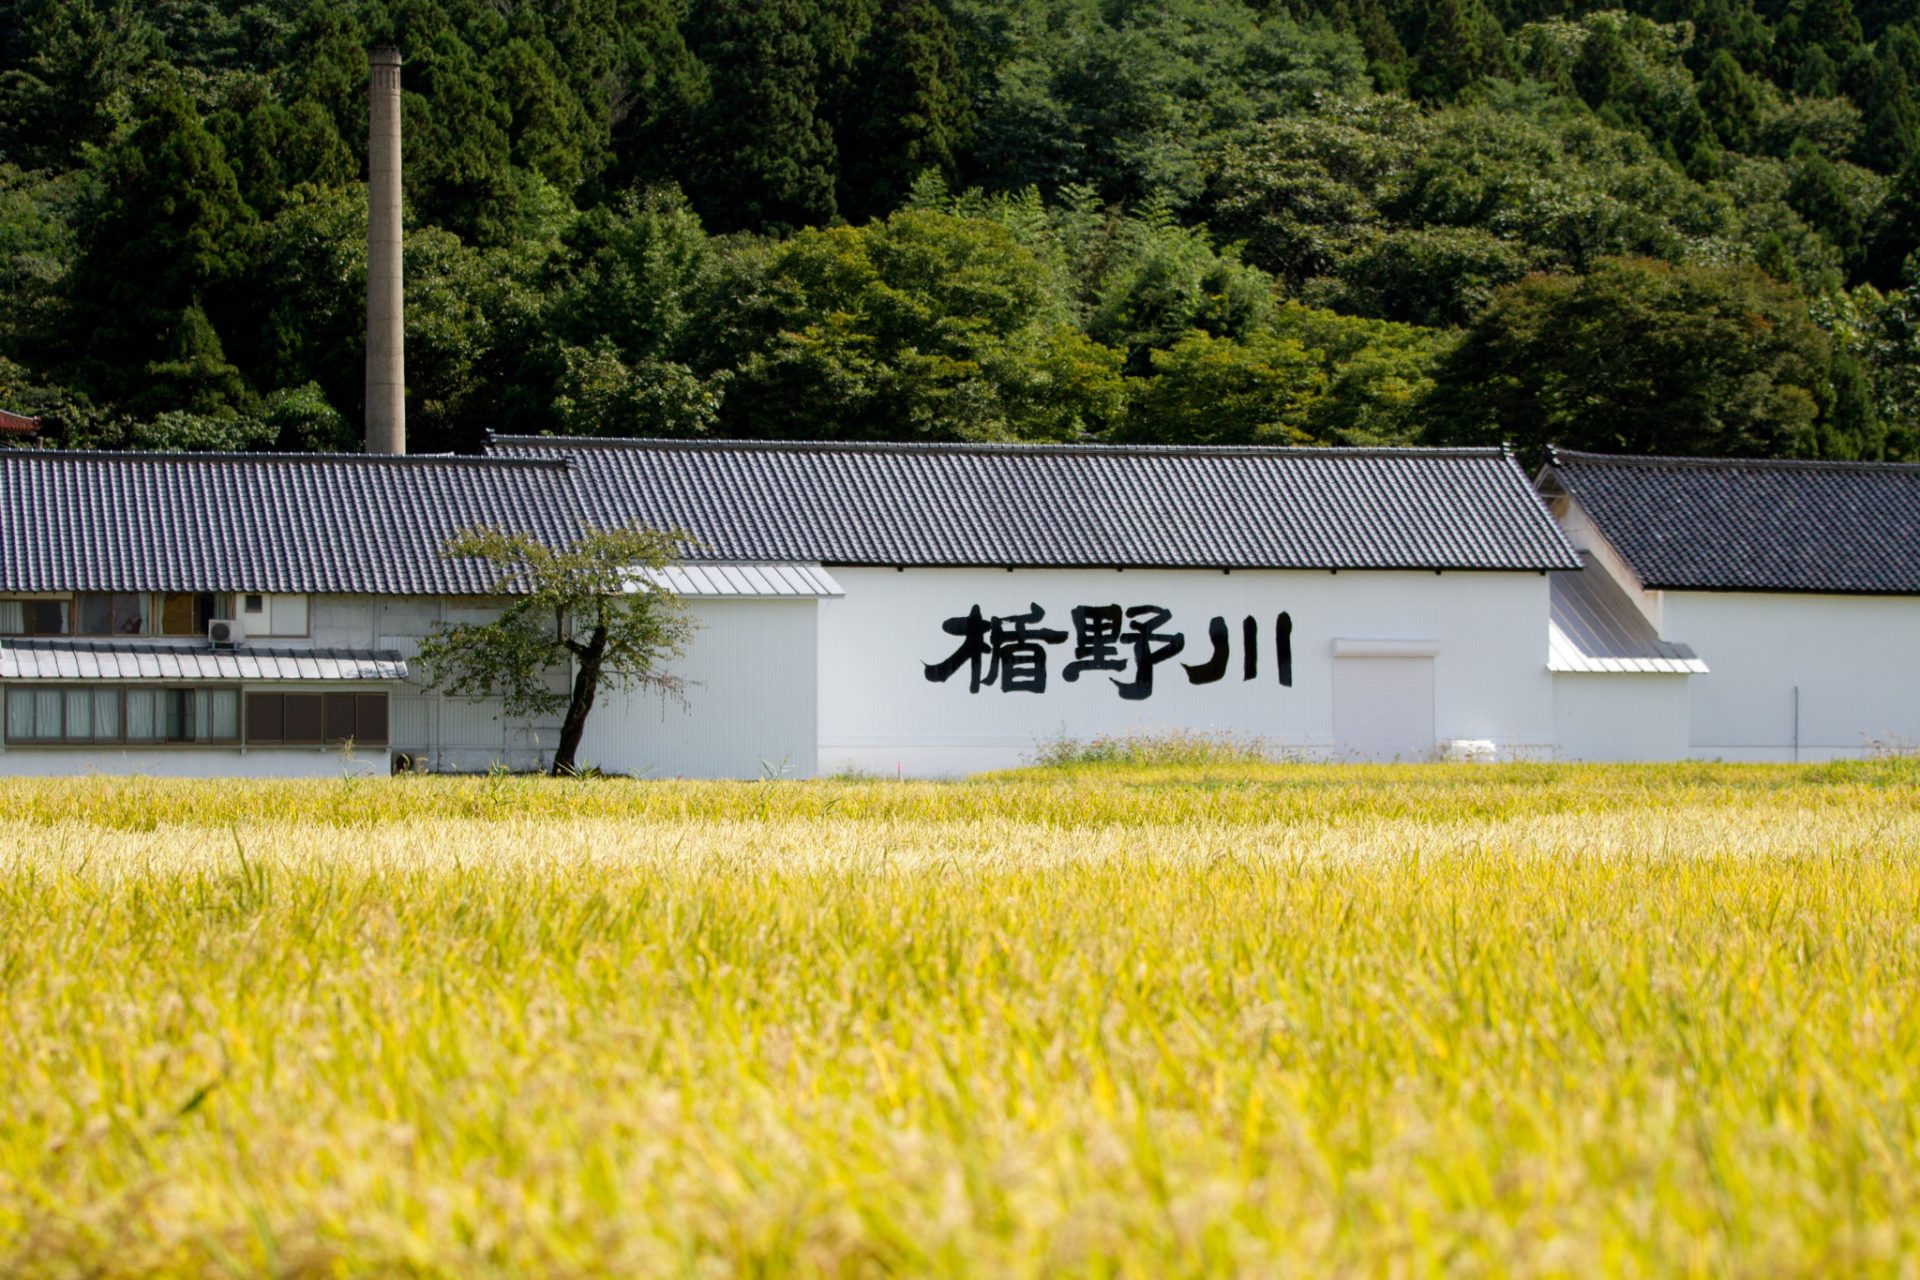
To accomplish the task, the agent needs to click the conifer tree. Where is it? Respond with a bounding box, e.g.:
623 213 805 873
835 0 971 222
62 86 258 413
1409 0 1508 101
1699 49 1763 152
676 0 840 233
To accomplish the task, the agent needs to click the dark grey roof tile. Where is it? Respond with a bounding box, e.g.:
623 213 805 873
0 451 581 595
488 437 1578 571
1547 449 1920 595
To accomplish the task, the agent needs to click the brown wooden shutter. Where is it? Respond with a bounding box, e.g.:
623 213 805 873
355 693 389 745
247 693 284 743
283 694 323 743
324 693 356 743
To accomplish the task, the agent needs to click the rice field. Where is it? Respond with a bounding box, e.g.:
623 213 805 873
3 760 1918 1277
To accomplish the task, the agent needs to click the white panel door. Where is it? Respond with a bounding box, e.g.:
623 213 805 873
1333 657 1435 761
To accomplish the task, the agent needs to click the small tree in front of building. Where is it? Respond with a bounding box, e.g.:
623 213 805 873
418 524 695 777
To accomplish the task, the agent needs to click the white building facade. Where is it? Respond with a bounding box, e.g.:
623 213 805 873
3 440 1914 778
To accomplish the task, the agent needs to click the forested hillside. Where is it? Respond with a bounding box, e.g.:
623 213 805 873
3 0 1918 461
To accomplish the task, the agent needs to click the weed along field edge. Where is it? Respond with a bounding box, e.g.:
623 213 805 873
4 762 1918 1276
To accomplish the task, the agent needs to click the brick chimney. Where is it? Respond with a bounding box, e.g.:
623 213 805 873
366 46 405 456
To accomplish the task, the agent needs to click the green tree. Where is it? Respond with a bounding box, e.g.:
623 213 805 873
1698 49 1763 152
1321 226 1535 327
672 0 843 232
0 0 161 167
496 36 596 195
143 303 250 416
418 524 696 777
404 30 517 244
1572 18 1633 114
1792 44 1840 96
1843 38 1920 174
1409 0 1510 101
1424 257 1838 462
1126 329 1324 445
718 209 1125 441
835 0 971 221
1085 208 1275 372
1785 139 1868 268
210 92 353 218
281 1 366 163
61 86 258 413
1779 0 1865 71
1866 159 1920 286
1270 302 1445 446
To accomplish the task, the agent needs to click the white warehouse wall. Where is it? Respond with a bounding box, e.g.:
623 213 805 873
325 595 566 773
0 747 388 778
1662 592 1920 760
580 597 818 780
817 568 1555 776
1552 673 1692 762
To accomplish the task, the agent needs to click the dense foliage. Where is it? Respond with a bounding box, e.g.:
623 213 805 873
2 0 1919 461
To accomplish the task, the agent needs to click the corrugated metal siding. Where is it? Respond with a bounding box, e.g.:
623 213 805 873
0 639 407 681
1547 558 1707 674
639 563 843 597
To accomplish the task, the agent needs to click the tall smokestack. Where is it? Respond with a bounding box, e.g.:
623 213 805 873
366 46 405 456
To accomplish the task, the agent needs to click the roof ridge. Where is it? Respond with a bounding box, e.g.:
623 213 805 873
486 432 1512 461
1550 447 1920 476
1 448 575 471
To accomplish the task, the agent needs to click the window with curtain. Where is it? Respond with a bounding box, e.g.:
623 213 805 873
76 593 147 635
0 599 69 635
2 686 245 745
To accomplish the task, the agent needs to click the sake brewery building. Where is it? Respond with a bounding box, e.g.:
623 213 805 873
1 438 1914 778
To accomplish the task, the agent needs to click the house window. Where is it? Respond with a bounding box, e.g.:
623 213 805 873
246 691 388 746
76 593 148 636
243 594 266 616
0 599 70 635
158 593 224 637
3 686 240 745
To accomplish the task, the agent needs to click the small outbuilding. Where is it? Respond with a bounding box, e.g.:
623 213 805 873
1539 449 1920 761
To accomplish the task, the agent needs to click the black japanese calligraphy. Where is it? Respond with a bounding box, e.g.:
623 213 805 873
994 604 1069 693
1111 606 1184 701
923 605 995 692
1063 605 1127 681
926 603 1296 699
1182 617 1230 684
923 603 1067 693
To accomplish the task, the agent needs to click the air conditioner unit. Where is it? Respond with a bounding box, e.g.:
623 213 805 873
208 618 244 648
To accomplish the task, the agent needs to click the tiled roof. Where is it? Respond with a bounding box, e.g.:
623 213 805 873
0 410 39 436
1549 555 1707 674
0 639 407 682
0 450 582 595
488 437 1578 571
1547 449 1920 595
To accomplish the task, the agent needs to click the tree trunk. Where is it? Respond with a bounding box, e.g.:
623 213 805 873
552 626 607 777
